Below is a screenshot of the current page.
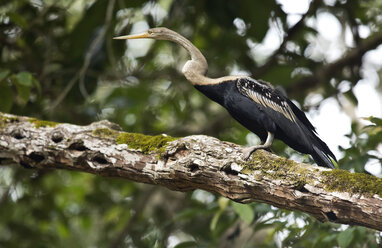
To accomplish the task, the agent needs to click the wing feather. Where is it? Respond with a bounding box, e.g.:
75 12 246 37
235 77 336 167
236 78 299 123
236 78 308 138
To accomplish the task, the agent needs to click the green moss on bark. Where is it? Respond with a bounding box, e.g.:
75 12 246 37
242 150 382 197
92 128 119 139
321 169 382 197
0 114 19 129
116 132 177 154
92 128 177 154
29 118 58 128
241 150 314 187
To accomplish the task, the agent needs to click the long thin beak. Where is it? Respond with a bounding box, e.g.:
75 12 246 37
113 32 150 40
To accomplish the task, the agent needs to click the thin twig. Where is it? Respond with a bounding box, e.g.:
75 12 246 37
286 31 382 96
48 0 116 111
79 0 116 99
252 0 321 78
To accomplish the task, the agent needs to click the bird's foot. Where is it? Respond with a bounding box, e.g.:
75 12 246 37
243 132 274 160
242 145 267 160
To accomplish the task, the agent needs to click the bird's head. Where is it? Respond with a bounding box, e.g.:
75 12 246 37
114 26 209 83
114 27 176 41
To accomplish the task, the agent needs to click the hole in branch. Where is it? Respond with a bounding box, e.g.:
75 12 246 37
68 141 88 151
189 163 199 172
92 154 109 165
51 131 64 143
11 129 25 139
326 211 337 221
293 181 308 193
297 187 309 193
221 164 239 176
28 152 45 163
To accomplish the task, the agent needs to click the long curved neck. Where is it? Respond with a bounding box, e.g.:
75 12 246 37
165 29 245 85
167 31 209 85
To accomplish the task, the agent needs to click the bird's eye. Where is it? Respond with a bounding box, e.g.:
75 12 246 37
148 30 152 34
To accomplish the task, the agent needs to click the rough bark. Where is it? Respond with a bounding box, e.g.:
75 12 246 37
1 112 382 231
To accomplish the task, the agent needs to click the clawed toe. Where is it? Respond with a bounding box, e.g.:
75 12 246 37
242 146 258 160
242 132 274 160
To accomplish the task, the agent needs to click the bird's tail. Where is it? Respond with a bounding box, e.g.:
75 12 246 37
311 141 337 169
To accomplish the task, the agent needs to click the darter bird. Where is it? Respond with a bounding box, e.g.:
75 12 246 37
114 27 337 168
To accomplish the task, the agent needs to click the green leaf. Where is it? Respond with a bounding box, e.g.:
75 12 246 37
231 202 254 224
15 83 30 106
321 233 337 243
218 197 229 210
32 78 42 95
245 1 277 41
0 81 13 112
210 209 222 231
337 228 354 248
173 208 203 221
7 12 28 29
57 222 69 238
0 69 10 82
365 116 382 126
210 197 230 231
10 72 34 106
262 65 295 87
14 72 33 87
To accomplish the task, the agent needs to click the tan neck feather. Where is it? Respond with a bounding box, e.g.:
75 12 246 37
185 72 249 86
167 29 250 85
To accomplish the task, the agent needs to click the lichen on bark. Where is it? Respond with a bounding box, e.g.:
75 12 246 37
28 118 58 128
0 113 19 129
321 169 382 197
92 128 177 154
241 150 314 187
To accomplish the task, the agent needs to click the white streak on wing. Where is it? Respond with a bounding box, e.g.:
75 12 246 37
254 92 261 104
270 101 277 111
284 109 293 121
249 91 256 102
259 95 267 107
272 102 278 111
243 85 297 123
286 105 297 122
276 104 284 116
280 101 296 122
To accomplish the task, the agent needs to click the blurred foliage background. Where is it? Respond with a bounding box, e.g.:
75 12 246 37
1 0 382 247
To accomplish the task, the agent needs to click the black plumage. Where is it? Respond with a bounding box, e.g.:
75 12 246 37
115 27 337 168
195 77 337 168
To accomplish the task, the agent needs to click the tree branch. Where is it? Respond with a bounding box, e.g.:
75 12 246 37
1 112 382 231
287 31 382 95
252 0 321 78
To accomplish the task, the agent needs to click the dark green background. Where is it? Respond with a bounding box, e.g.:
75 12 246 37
1 0 381 247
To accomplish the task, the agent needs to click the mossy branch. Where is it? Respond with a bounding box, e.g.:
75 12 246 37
1 112 382 231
